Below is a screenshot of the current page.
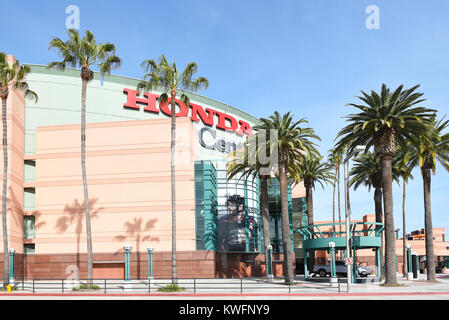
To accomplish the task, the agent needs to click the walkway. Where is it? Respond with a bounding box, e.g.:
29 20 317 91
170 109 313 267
1 274 448 300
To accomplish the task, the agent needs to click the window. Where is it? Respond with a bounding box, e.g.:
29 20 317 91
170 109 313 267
24 160 36 183
23 216 35 239
24 188 35 211
24 244 35 255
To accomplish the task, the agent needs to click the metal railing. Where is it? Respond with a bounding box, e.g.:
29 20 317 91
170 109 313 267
1 277 351 294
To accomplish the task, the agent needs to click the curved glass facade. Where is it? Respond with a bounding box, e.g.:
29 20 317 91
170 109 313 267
195 160 262 252
194 160 305 254
216 166 261 252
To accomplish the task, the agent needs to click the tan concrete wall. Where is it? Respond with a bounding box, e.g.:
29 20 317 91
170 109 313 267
29 117 198 255
0 55 26 254
292 182 305 198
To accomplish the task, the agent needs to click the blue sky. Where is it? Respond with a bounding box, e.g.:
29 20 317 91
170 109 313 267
2 0 449 235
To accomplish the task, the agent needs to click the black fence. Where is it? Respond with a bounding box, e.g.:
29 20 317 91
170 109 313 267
2 277 350 294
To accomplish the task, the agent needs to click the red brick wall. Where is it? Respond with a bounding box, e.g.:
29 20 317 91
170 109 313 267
215 252 295 278
0 251 296 279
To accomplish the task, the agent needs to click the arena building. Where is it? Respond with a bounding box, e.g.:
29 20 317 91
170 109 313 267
1 55 307 280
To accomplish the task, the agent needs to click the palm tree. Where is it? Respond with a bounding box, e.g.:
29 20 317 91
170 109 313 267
48 29 121 282
393 145 414 276
292 155 334 271
0 53 37 286
349 151 400 278
349 151 385 225
328 147 344 233
255 112 320 284
335 83 435 284
404 115 449 282
137 54 209 284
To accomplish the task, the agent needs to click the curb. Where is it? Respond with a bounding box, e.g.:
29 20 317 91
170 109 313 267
0 291 449 297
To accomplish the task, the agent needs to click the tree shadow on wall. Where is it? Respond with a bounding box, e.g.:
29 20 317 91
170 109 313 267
55 198 103 270
9 189 46 278
114 217 159 279
9 188 46 231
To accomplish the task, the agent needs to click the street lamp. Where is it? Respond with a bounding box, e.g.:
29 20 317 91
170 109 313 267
395 228 400 240
9 248 15 285
406 244 413 280
147 247 154 279
123 244 132 289
344 145 365 292
329 242 337 287
266 245 274 282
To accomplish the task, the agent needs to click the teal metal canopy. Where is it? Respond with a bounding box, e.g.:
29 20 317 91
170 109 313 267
295 221 385 279
295 221 384 250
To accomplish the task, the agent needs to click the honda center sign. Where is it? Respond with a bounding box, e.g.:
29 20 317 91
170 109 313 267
123 88 253 155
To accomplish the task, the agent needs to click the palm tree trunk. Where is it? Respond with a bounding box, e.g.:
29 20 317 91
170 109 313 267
422 168 436 281
260 175 271 278
259 175 271 251
170 90 178 284
305 181 315 272
81 78 93 284
380 156 397 284
1 96 9 286
337 165 342 259
374 187 384 278
332 168 336 233
402 179 407 276
278 157 294 283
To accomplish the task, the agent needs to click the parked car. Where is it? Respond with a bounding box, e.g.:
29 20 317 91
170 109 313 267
313 261 371 277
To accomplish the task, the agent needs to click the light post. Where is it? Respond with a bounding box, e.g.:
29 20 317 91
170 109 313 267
123 244 132 290
344 145 365 292
9 249 15 285
266 244 274 282
147 247 154 279
329 242 337 287
412 251 419 279
395 228 400 240
406 245 413 280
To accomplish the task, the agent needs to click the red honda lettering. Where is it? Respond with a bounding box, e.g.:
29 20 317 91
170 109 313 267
190 103 215 126
123 88 253 137
123 88 159 113
159 98 189 117
236 120 254 136
215 110 238 132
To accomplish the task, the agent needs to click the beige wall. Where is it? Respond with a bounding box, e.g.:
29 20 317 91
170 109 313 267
28 117 198 255
292 182 306 198
0 55 26 254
